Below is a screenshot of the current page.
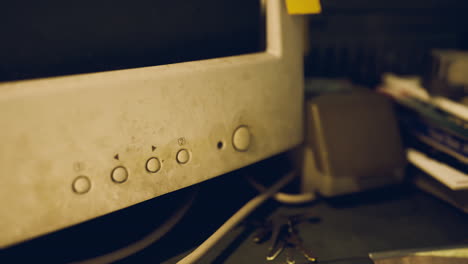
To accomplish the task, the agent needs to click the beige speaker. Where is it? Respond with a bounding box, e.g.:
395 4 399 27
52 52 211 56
299 91 406 197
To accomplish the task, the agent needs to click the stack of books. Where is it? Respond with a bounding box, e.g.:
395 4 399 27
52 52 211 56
379 74 468 212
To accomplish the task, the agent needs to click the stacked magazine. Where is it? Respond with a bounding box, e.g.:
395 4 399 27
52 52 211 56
379 74 468 212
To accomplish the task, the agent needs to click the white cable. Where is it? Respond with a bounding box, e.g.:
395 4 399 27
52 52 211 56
246 175 315 204
176 171 297 264
69 189 197 264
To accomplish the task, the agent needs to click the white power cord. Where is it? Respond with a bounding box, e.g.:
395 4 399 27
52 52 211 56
246 175 315 204
69 189 197 264
69 170 308 264
176 171 297 264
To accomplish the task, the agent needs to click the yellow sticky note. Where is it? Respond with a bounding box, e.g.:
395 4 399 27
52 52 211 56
285 0 322 14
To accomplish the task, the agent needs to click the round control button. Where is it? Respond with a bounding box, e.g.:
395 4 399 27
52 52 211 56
72 176 91 194
232 126 251 151
111 166 128 183
146 157 161 173
176 149 190 164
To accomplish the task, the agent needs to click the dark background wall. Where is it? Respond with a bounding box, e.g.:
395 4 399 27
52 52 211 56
305 0 468 87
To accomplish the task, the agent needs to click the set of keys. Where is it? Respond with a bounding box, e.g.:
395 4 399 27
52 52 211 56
251 212 320 264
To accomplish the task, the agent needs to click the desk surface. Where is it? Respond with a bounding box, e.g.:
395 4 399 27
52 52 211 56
157 184 468 264
4 169 468 264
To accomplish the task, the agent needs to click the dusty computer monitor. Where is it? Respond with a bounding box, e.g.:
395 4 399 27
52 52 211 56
0 0 304 247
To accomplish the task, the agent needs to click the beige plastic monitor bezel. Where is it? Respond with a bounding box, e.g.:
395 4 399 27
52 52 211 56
0 0 304 248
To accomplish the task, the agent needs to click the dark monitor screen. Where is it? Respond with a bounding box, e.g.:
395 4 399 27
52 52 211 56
0 0 263 82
